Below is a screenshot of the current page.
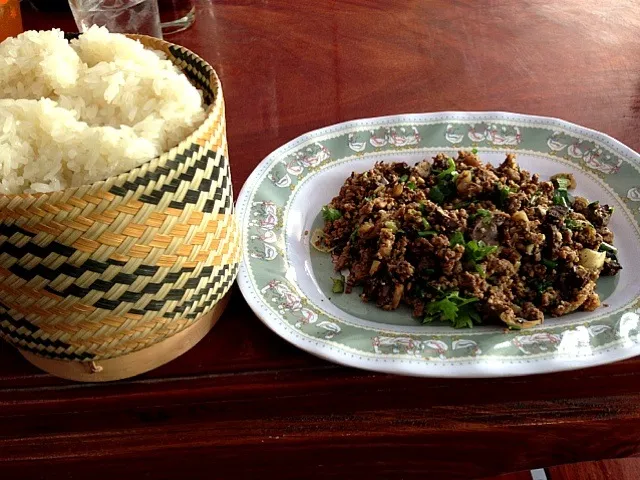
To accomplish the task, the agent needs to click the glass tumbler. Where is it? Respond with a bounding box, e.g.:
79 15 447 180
68 0 163 38
158 0 195 35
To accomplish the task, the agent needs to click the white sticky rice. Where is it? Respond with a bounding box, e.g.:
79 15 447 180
0 27 207 194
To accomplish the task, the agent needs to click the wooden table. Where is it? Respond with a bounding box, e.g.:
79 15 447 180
3 1 640 478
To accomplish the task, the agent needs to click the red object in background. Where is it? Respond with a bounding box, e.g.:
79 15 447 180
0 0 23 41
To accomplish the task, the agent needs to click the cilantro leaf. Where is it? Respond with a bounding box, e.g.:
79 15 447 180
542 258 557 269
471 147 478 154
322 205 342 221
465 240 498 263
406 181 417 190
399 174 409 183
418 230 437 237
426 297 459 322
423 292 480 329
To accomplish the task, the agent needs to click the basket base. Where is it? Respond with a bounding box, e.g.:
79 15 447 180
19 293 230 382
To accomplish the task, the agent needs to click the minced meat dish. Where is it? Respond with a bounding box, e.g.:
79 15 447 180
315 151 622 329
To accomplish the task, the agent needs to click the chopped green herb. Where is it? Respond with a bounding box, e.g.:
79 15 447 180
449 231 465 247
364 196 373 202
542 258 557 269
565 218 584 230
423 291 480 329
599 242 618 254
429 185 446 204
553 189 572 207
406 181 417 190
422 218 431 229
331 277 345 293
475 264 486 277
437 158 457 179
430 167 459 204
399 174 409 183
495 184 511 207
465 240 498 263
322 205 342 221
428 159 459 204
469 209 492 221
553 177 574 207
418 230 437 237
471 147 478 154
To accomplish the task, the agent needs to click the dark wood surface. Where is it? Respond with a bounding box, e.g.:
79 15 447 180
548 458 640 480
4 1 640 479
481 459 640 480
481 472 536 480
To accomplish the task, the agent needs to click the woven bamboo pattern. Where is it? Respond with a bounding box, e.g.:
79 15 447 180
0 35 240 361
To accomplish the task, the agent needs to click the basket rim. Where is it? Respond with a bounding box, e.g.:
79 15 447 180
0 33 222 201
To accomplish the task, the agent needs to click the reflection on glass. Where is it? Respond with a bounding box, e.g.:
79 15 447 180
68 0 163 38
157 0 194 35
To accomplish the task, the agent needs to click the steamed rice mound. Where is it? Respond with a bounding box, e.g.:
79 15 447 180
0 27 207 194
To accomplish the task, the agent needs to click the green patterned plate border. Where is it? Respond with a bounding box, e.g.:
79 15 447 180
237 112 640 377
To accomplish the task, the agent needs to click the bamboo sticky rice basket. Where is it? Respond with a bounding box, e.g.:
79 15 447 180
0 35 240 381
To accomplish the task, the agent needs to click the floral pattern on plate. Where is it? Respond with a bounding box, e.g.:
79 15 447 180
237 112 640 377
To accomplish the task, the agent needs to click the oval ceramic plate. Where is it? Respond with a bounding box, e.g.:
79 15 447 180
237 112 640 377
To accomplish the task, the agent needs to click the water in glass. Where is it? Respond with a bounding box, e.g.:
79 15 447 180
69 0 163 38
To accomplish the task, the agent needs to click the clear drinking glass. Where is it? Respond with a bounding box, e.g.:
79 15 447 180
158 0 195 35
68 0 163 38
